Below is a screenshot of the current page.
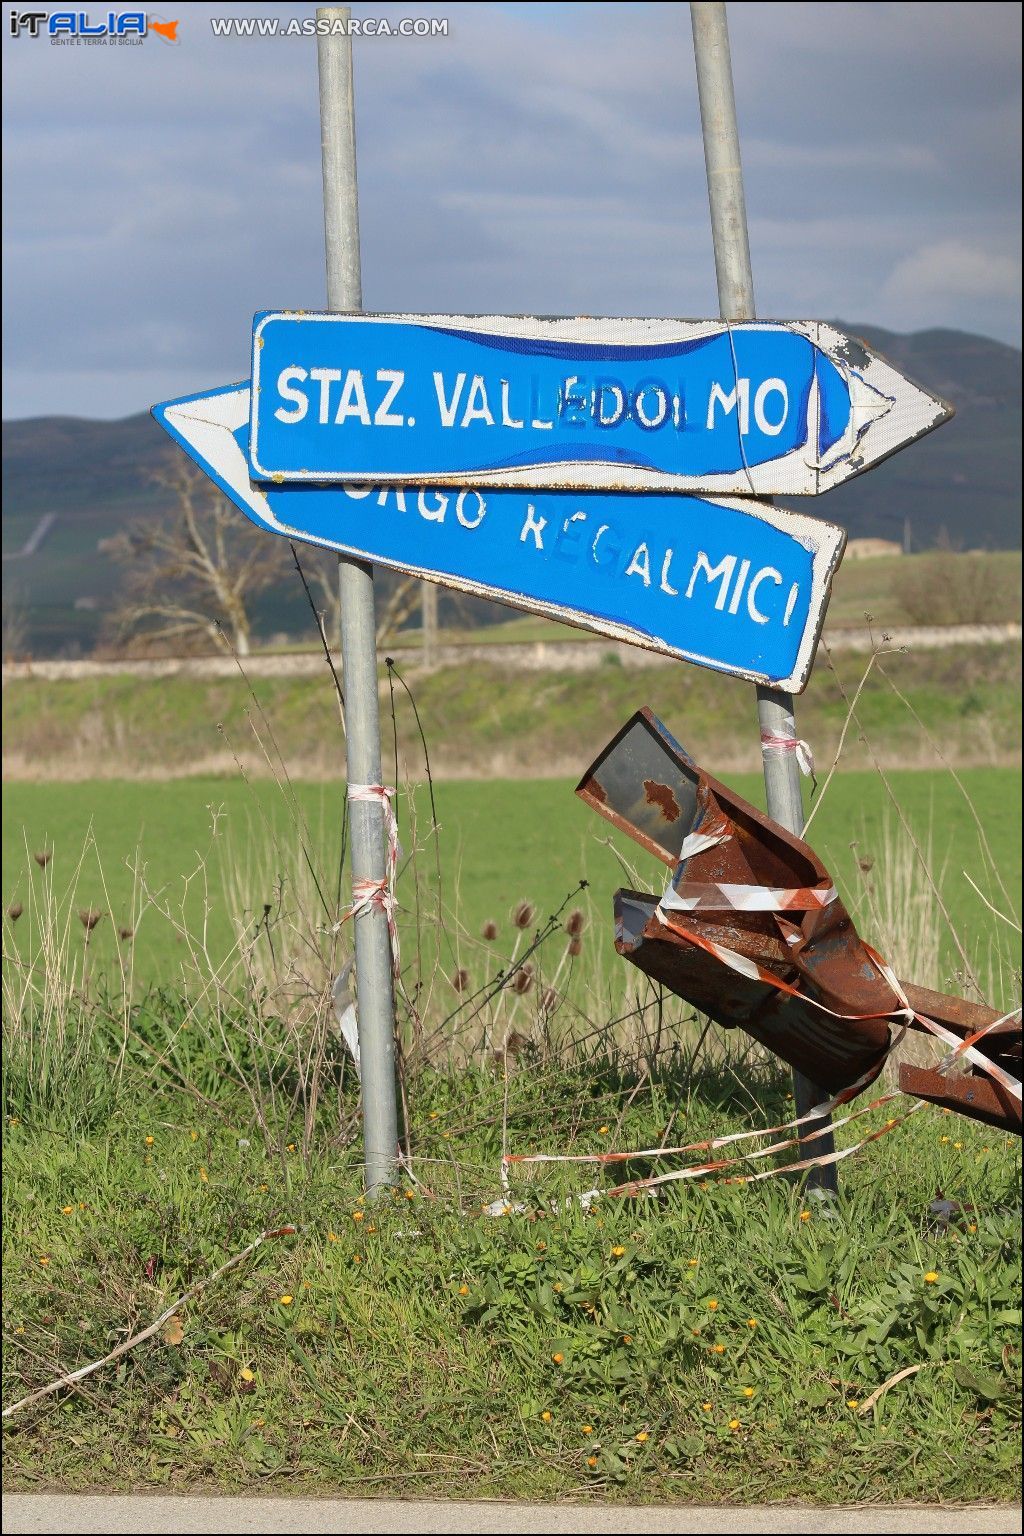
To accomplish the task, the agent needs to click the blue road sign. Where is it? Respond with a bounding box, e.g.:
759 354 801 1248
154 384 845 691
247 313 951 494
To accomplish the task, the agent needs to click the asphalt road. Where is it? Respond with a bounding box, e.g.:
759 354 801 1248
3 1497 1021 1535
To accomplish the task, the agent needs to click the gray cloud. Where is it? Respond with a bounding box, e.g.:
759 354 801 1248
2 0 1020 419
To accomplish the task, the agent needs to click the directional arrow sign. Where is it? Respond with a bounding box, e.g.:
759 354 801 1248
154 383 844 691
247 313 952 494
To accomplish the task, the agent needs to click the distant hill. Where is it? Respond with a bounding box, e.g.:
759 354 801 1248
2 325 1020 656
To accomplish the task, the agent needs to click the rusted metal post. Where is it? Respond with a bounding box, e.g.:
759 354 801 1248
690 0 838 1190
317 5 399 1196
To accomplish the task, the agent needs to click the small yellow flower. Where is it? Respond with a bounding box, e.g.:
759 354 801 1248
552 1352 564 1365
61 1205 74 1215
199 1167 209 1183
239 1367 255 1383
190 1131 198 1141
145 1135 155 1146
251 1416 265 1427
799 1210 811 1222
582 1424 593 1435
847 1399 859 1409
968 1223 977 1233
741 1386 755 1398
38 1256 50 1266
707 1298 718 1310
287 1143 296 1152
458 1284 470 1296
279 1294 294 1306
553 1282 563 1293
367 1224 377 1234
953 1141 963 1150
353 1254 362 1263
587 1455 598 1468
635 1430 649 1443
429 1111 439 1120
535 1240 546 1251
712 1343 726 1355
404 1189 416 1200
541 1410 553 1423
327 1232 340 1243
687 1258 698 1267
598 1125 609 1135
701 1402 712 1412
15 1326 26 1335
352 1210 364 1222
940 1135 950 1144
924 1271 939 1284
746 1318 758 1329
729 1418 741 1431
622 1334 633 1345
258 1184 269 1192
611 1245 626 1258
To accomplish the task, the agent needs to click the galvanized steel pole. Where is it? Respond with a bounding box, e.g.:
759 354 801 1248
690 0 838 1191
317 5 399 1195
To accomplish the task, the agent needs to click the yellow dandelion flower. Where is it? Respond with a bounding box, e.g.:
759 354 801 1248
279 1294 294 1306
352 1210 365 1222
729 1418 741 1431
611 1245 626 1258
687 1258 698 1267
707 1298 718 1310
587 1455 598 1468
968 1223 977 1233
327 1232 340 1243
429 1111 439 1120
541 1410 552 1423
701 1402 712 1412
239 1367 255 1383
551 1352 564 1365
404 1189 416 1200
940 1135 950 1144
367 1224 377 1233
741 1386 755 1398
353 1254 362 1264
582 1424 593 1435
553 1282 563 1293
61 1205 74 1215
747 1318 758 1329
847 1399 859 1409
190 1131 198 1141
712 1343 726 1355
953 1141 963 1150
799 1210 811 1222
598 1125 609 1135
145 1136 155 1146
38 1256 50 1266
199 1167 209 1183
635 1431 649 1443
924 1271 939 1284
536 1240 546 1251
622 1334 633 1344
458 1284 470 1296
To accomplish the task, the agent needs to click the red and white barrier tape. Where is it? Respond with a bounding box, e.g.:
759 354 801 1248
340 783 401 977
667 821 836 913
760 728 815 779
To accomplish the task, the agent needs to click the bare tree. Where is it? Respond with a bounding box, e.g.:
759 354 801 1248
106 460 287 656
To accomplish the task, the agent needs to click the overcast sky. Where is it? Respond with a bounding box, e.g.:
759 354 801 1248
2 1 1020 420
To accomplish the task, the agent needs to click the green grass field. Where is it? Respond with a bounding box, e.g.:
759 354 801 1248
3 769 1021 1001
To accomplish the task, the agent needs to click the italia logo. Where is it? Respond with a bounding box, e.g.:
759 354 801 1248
8 11 179 40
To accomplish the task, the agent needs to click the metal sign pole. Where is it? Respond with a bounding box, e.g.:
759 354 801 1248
690 0 838 1191
317 5 399 1195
